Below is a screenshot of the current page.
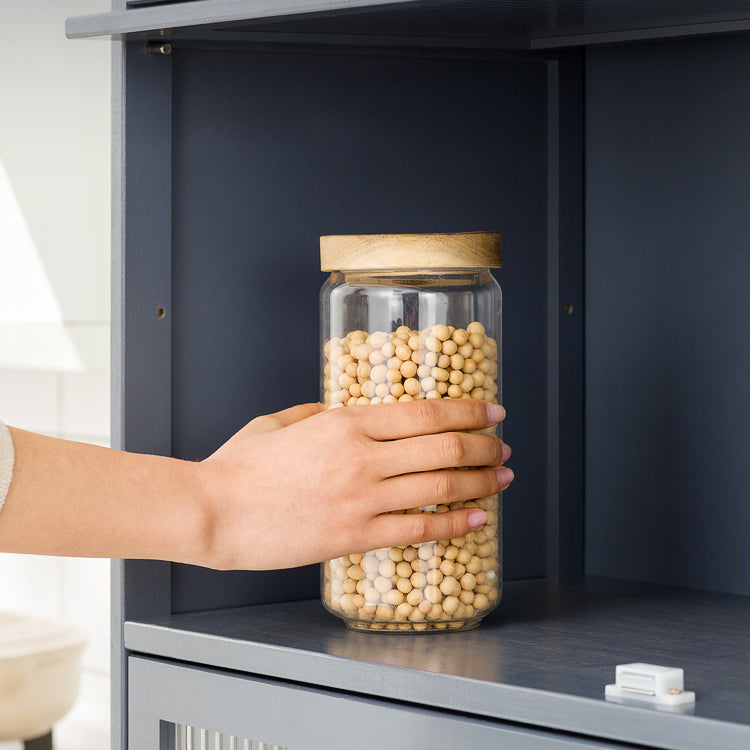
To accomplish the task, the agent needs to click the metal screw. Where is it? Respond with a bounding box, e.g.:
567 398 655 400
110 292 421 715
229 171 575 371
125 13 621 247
669 689 683 695
147 41 172 55
563 303 574 315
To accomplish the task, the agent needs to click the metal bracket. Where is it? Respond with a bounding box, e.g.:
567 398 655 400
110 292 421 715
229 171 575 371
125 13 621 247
146 41 172 55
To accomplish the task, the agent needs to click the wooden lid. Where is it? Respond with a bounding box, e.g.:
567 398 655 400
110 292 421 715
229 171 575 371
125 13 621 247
320 232 502 271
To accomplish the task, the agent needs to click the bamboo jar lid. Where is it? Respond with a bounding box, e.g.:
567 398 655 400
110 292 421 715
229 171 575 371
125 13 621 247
320 232 502 272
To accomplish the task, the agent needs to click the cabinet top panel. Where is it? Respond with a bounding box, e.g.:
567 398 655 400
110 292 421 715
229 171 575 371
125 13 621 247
67 0 750 48
125 578 750 750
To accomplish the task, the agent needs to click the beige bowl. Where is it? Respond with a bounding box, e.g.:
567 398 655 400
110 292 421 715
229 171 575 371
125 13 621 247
0 612 87 742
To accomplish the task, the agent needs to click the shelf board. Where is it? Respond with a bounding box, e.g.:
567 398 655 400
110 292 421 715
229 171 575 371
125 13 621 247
67 0 750 48
125 577 750 750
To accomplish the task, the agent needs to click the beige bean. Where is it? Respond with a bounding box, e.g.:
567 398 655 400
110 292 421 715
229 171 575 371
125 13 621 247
347 564 365 581
439 559 456 577
450 353 465 371
339 594 357 612
396 577 412 595
370 364 388 383
404 378 420 396
442 595 460 615
458 342 473 358
426 569 444 586
374 576 392 594
447 384 463 399
375 382 391 399
473 593 490 611
439 576 461 597
468 333 484 349
394 602 413 621
461 573 477 591
386 589 405 606
408 608 425 623
452 328 469 346
388 547 404 562
410 572 427 589
444 545 459 561
402 546 418 562
421 376 437 392
369 349 386 365
395 343 412 361
424 585 443 604
400 360 418 379
442 339 458 356
352 344 372 361
378 559 396 577
425 336 442 353
406 588 424 606
482 556 497 572
375 604 394 621
427 603 444 621
459 589 475 605
433 324 451 341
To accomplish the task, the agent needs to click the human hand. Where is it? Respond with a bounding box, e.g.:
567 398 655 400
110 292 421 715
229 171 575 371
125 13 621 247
198 399 513 570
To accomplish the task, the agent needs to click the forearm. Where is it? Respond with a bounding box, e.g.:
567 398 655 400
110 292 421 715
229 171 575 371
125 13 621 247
0 427 211 564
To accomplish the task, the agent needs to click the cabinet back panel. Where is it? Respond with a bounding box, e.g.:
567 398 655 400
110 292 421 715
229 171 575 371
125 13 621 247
169 47 548 612
586 34 750 595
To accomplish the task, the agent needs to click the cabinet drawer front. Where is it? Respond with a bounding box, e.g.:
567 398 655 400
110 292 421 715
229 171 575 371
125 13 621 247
129 657 638 750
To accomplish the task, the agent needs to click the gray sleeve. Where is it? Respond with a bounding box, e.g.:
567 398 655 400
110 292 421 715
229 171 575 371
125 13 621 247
0 420 14 512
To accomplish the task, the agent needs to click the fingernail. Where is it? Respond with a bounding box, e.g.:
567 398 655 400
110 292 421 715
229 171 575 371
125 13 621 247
496 467 514 489
501 442 512 463
485 403 506 424
468 510 489 528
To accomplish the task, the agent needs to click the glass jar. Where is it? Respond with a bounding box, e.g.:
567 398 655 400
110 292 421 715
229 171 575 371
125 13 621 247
319 232 502 633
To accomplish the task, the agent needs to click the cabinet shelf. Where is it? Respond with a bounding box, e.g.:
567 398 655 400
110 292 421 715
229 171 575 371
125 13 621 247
67 0 750 48
124 578 750 750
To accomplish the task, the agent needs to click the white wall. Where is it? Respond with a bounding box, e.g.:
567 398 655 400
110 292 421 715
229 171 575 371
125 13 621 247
0 0 111 743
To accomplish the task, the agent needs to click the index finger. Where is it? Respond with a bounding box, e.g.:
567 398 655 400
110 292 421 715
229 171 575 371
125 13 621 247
353 399 505 441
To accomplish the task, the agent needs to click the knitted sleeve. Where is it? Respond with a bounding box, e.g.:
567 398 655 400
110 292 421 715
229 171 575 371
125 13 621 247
0 420 14 513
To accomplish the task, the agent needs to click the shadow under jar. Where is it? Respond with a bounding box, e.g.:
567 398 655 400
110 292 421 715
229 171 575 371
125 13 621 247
320 232 503 633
